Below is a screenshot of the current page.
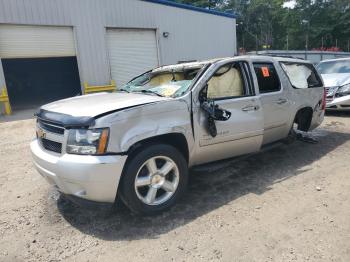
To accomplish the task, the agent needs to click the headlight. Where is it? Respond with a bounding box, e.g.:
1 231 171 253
66 128 109 155
337 83 350 95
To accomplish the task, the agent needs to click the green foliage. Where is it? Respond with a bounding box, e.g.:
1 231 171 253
173 0 350 52
175 0 224 8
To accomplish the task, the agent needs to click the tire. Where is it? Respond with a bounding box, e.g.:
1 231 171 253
119 144 188 215
283 124 297 144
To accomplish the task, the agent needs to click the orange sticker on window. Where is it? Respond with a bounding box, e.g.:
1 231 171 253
261 67 270 77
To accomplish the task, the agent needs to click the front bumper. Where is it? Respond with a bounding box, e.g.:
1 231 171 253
30 139 127 203
326 95 350 110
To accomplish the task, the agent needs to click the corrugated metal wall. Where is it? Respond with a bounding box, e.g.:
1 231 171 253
0 0 236 88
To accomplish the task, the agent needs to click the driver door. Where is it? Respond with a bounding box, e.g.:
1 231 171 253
192 61 264 165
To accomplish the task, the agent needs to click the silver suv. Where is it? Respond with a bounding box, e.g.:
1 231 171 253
31 56 325 214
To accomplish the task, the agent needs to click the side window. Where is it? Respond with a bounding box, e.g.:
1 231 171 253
253 63 281 93
281 62 322 89
207 63 246 99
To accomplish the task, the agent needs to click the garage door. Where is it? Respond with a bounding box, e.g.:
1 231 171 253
0 25 80 111
0 25 76 58
107 29 159 87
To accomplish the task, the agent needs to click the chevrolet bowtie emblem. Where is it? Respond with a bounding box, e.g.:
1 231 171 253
37 128 46 139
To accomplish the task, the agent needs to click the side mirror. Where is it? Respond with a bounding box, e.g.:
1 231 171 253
213 104 232 121
198 84 232 138
201 100 231 121
200 100 231 138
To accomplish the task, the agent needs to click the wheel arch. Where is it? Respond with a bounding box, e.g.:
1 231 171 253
126 133 190 164
294 106 313 131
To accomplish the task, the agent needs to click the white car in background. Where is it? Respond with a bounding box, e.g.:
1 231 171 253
317 58 350 110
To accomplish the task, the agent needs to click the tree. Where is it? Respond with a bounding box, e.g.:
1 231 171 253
175 0 224 8
173 0 350 51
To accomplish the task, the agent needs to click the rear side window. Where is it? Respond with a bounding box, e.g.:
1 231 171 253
281 62 322 89
253 63 281 93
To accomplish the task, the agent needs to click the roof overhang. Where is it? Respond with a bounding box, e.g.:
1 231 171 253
142 0 236 19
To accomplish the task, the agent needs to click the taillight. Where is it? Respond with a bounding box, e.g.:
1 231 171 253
322 87 326 110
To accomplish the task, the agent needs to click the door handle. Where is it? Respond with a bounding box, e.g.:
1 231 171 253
276 98 288 105
242 105 260 112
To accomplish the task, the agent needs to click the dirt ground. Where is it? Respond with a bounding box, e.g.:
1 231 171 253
0 113 349 262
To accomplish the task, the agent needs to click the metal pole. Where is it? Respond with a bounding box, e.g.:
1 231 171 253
286 34 289 50
243 35 245 50
305 35 308 59
256 35 258 54
305 21 309 60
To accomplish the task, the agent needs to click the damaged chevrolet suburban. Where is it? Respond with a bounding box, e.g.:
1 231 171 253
31 56 325 214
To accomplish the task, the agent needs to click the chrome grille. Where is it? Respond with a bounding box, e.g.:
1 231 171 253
40 138 62 153
325 87 330 95
325 86 338 103
38 119 64 135
37 119 65 154
325 86 338 96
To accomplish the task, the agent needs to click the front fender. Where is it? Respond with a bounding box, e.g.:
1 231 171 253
120 126 192 153
102 99 194 154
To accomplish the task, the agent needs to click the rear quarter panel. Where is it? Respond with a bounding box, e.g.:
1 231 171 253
278 62 325 130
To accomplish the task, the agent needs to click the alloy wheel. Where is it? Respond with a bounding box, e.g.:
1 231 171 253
134 156 180 206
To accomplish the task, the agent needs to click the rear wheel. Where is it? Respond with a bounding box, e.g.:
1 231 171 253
284 123 297 144
119 144 188 215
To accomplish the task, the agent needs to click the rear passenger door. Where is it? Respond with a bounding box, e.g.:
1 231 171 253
253 62 291 144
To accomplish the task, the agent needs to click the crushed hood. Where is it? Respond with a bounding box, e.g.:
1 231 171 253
41 92 169 117
321 73 350 87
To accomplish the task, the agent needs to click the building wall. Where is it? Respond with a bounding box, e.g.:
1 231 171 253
0 0 236 88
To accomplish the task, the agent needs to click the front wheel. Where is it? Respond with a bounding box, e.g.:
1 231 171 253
119 144 188 215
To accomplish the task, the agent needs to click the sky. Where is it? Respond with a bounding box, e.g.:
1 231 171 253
283 0 296 9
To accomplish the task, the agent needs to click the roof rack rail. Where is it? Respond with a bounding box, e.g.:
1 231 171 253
257 54 305 60
177 60 197 64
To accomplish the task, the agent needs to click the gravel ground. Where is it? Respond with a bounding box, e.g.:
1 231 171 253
0 113 349 262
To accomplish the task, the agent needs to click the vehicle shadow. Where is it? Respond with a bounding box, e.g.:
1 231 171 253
56 128 350 241
325 110 350 118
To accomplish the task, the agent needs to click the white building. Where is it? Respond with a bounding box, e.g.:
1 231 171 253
0 0 236 111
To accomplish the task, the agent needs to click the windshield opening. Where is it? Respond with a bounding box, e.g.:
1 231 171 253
317 60 350 74
120 66 204 98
